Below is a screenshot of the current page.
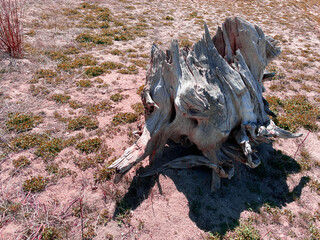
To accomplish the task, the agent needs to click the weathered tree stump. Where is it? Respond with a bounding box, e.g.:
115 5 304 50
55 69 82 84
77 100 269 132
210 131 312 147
109 17 302 191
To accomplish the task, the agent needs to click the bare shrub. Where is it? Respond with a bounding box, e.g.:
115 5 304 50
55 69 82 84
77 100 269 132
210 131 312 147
0 0 22 58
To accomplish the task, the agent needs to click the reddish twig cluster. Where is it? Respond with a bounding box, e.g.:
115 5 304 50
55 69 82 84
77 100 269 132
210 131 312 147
0 0 22 58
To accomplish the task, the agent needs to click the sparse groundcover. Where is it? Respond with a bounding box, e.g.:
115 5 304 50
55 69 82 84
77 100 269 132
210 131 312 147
112 112 138 125
11 133 49 150
34 138 64 159
6 113 42 132
131 102 144 115
76 137 101 154
68 115 99 131
110 93 125 102
86 100 113 115
12 156 31 168
85 66 105 77
51 93 71 103
22 175 47 192
76 79 92 88
265 95 320 132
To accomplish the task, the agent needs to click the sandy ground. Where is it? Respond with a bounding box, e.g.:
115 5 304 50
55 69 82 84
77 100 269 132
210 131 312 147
0 0 320 239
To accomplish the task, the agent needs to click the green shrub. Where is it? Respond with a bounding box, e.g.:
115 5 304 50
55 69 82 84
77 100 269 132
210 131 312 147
94 166 114 182
11 133 49 149
165 16 174 21
228 220 261 240
131 103 144 115
75 33 94 43
77 79 92 88
101 61 124 70
13 156 31 168
41 226 62 240
44 50 70 61
86 101 112 115
69 100 83 109
118 65 138 74
76 138 101 153
23 176 47 192
51 94 71 103
35 69 57 79
85 66 104 77
68 116 99 131
110 93 124 102
266 95 319 132
6 113 42 132
34 138 64 159
112 112 138 125
110 49 123 55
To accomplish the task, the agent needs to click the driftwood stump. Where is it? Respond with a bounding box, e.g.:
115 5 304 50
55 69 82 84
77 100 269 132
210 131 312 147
109 17 302 191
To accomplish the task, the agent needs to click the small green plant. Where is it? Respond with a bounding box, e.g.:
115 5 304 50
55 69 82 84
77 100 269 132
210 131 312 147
11 133 49 149
58 55 97 71
101 61 124 70
227 219 261 240
41 226 62 240
35 69 57 79
265 95 319 132
137 85 145 95
298 148 312 171
74 157 97 171
83 224 96 240
86 101 112 115
165 16 174 21
44 50 70 61
22 175 47 192
85 66 104 77
13 156 30 168
29 85 50 96
51 93 71 104
112 112 138 125
94 166 114 182
75 33 94 43
118 65 138 74
98 209 112 226
77 79 92 88
35 138 64 159
76 138 101 153
68 116 99 131
110 93 124 102
308 178 320 195
131 103 144 115
110 49 123 55
45 163 59 174
69 100 83 109
0 200 21 216
6 112 42 132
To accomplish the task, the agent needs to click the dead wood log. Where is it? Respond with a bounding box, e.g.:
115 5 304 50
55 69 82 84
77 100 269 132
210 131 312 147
109 17 302 191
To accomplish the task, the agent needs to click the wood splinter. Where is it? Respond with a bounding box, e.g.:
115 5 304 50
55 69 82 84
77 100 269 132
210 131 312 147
109 17 302 192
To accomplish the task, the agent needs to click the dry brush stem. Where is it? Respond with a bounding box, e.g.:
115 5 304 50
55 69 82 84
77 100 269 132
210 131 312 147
0 0 22 58
109 17 302 191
